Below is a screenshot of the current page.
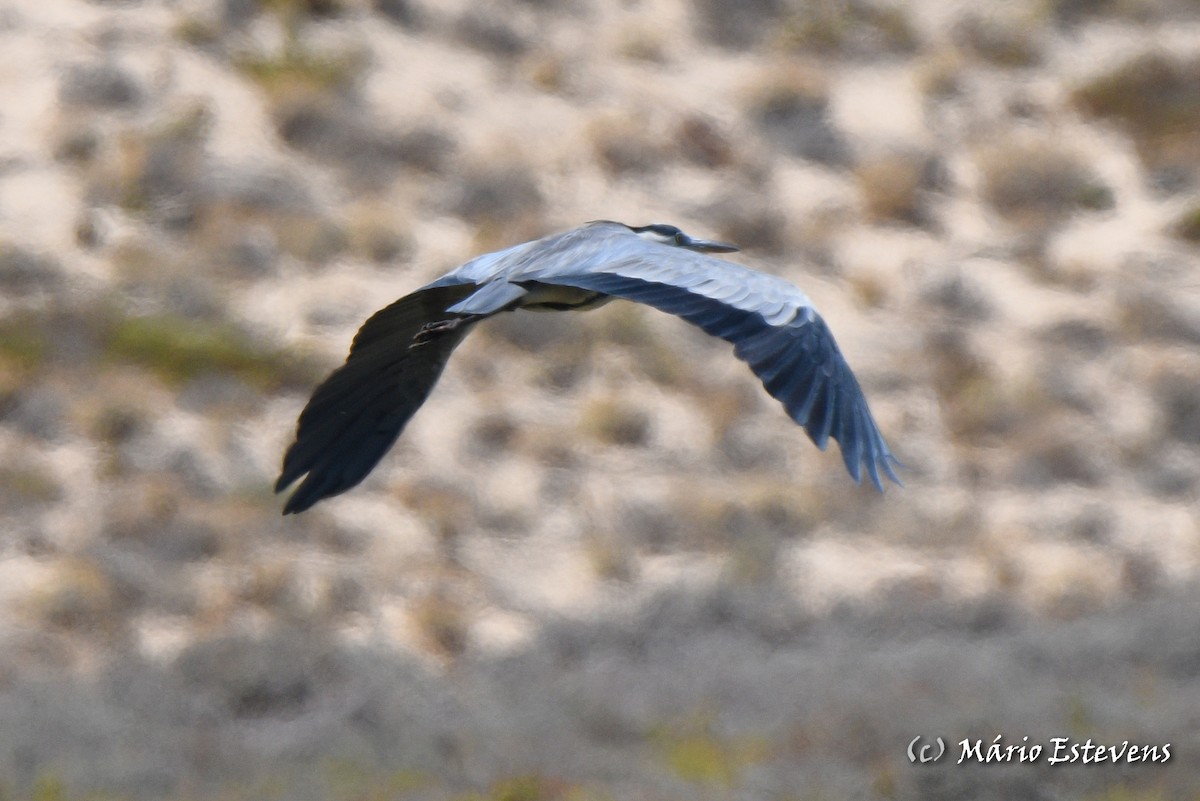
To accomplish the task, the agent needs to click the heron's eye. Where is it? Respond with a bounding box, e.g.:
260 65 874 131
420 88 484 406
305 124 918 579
673 232 685 245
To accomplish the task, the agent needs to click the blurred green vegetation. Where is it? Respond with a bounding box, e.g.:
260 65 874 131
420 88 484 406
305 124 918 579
0 304 317 392
651 714 771 788
238 47 366 95
323 761 430 800
104 313 310 390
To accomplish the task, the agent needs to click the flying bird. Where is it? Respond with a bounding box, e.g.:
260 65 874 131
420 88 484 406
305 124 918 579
276 221 900 514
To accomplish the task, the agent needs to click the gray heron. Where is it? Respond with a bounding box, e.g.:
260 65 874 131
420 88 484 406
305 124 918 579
276 220 901 514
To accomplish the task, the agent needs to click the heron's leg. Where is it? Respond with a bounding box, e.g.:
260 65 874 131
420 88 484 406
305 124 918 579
411 314 484 348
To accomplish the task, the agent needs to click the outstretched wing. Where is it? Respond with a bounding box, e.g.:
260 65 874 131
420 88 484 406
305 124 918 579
276 283 476 514
537 253 901 490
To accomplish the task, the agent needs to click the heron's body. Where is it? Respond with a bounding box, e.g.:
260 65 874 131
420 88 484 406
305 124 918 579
276 221 900 514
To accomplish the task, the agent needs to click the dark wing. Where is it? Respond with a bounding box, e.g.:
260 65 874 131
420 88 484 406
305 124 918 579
544 272 901 489
276 284 476 514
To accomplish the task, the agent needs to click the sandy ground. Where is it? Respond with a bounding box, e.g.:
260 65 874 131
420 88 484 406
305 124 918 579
0 0 1198 798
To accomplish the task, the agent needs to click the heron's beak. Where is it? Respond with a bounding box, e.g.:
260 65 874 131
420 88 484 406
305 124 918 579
683 236 739 253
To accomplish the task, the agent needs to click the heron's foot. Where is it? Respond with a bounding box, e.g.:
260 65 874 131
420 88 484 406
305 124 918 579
412 316 474 348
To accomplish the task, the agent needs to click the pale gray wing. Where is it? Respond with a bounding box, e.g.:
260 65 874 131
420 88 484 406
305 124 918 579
276 282 476 514
527 235 901 489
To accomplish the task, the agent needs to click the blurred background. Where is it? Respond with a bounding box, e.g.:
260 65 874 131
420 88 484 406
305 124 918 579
0 0 1198 798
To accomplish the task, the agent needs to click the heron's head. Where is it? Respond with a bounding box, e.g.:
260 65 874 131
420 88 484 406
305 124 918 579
629 223 739 254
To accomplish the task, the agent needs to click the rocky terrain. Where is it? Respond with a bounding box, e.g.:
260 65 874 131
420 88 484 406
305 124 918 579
0 0 1198 798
